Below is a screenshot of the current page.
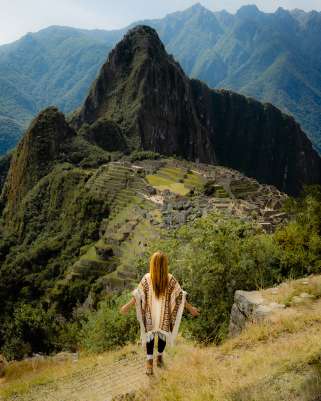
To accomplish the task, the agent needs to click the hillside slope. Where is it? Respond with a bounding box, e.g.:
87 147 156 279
1 4 321 154
2 275 321 401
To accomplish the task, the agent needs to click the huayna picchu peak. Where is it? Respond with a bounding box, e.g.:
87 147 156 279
70 25 321 195
72 25 215 165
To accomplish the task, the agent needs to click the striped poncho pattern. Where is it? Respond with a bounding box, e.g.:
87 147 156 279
132 272 187 346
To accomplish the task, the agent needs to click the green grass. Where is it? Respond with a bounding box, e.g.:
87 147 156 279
146 164 205 195
154 183 190 195
157 166 186 181
79 240 105 261
115 216 162 279
145 176 186 194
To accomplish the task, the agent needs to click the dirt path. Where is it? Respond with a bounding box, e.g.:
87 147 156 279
9 352 150 401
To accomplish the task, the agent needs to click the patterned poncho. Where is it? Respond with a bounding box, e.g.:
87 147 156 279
132 272 187 346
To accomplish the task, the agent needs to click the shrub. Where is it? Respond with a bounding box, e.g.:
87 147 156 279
1 304 60 360
80 293 139 353
275 185 321 277
129 150 160 162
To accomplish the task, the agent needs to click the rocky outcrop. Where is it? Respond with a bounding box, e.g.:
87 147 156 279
72 25 321 196
229 290 285 336
0 107 76 226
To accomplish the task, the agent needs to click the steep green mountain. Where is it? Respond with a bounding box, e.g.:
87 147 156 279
1 4 321 156
0 25 320 361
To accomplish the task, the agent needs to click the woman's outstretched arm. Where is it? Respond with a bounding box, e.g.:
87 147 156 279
119 296 136 315
185 301 200 317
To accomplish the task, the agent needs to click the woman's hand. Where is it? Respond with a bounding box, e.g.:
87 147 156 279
189 306 200 317
185 301 200 317
120 304 129 315
119 297 136 315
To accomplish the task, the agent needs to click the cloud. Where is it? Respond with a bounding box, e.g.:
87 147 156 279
0 0 320 45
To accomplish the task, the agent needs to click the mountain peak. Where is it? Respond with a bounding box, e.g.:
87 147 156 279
122 25 163 47
184 2 215 18
189 2 207 11
109 24 166 64
124 24 160 40
0 107 76 226
275 7 291 17
73 24 215 163
236 4 261 18
71 23 175 130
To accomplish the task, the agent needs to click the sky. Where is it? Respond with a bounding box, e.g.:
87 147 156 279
0 0 321 45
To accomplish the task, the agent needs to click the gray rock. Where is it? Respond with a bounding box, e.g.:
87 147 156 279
52 352 79 363
229 290 285 337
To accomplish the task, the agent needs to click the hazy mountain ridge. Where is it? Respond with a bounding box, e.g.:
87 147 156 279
0 3 321 155
0 28 115 154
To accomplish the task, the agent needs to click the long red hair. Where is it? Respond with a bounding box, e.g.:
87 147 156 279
149 251 169 298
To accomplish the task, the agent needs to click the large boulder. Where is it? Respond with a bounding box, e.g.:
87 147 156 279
228 290 285 337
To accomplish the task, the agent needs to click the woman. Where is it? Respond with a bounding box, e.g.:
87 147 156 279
120 250 200 375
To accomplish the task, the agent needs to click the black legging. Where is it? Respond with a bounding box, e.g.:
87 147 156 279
146 336 166 356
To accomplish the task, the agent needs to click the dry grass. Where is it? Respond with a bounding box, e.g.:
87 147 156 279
0 343 139 400
2 282 321 401
138 299 321 401
261 274 321 306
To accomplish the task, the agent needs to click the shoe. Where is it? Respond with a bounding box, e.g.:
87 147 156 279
156 354 164 368
146 359 153 375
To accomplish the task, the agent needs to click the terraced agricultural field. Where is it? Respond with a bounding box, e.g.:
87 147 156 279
146 165 205 195
230 178 260 199
62 158 288 295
